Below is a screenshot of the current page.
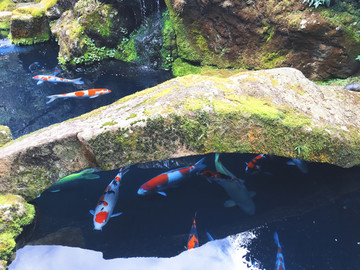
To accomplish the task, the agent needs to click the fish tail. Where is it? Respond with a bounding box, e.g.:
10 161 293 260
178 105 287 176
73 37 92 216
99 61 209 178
72 77 84 85
274 232 281 248
46 95 58 104
195 157 206 171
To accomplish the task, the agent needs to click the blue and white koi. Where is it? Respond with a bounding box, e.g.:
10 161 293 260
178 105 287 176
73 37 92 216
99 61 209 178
274 232 285 270
89 167 129 230
137 157 206 196
46 89 111 104
286 158 308 174
33 74 84 85
215 153 256 215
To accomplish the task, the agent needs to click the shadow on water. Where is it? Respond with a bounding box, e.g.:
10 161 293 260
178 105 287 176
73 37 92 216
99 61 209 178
0 39 172 138
19 153 360 269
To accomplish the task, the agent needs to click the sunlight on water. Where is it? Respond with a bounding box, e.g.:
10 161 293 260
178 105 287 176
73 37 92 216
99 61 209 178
10 231 259 270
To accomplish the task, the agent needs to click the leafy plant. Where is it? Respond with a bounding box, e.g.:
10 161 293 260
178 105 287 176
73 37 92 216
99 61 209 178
303 0 330 8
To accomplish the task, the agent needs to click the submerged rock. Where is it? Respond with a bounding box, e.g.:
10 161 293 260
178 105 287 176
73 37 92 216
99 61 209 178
0 67 360 200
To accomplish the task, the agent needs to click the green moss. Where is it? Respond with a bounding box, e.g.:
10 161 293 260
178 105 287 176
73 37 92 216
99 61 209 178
0 0 15 11
83 4 114 37
115 36 137 62
0 194 35 262
101 120 118 128
160 10 177 69
126 113 137 120
11 31 50 45
13 0 57 18
172 58 202 76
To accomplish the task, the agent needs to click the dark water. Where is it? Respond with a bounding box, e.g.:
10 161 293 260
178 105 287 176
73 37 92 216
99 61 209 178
0 39 172 138
23 153 360 269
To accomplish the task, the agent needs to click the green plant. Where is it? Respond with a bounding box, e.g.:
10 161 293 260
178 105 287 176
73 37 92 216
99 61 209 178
303 0 330 8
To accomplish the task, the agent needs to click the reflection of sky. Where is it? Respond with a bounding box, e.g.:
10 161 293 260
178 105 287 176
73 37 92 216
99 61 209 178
10 232 257 270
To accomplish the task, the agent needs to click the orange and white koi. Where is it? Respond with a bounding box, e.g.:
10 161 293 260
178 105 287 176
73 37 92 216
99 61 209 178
187 212 199 250
245 154 266 173
137 157 206 196
274 232 286 270
46 89 111 104
32 74 84 85
89 167 129 231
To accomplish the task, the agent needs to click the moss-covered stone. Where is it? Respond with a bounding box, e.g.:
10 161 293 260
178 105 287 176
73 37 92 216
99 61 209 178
0 194 35 266
0 126 12 148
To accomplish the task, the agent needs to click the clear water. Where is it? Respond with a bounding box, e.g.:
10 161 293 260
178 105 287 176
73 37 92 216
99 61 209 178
13 153 360 269
0 39 172 138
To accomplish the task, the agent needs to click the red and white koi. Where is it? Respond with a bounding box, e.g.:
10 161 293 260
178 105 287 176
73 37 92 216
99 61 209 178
274 232 286 270
187 212 199 250
32 74 84 85
245 154 266 173
46 89 111 104
89 167 129 231
137 157 206 196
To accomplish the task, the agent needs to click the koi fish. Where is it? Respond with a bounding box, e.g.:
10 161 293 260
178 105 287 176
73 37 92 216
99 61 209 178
197 170 245 185
32 74 84 85
286 158 308 174
28 62 40 73
245 154 266 173
46 89 111 104
137 157 206 196
48 168 100 193
206 232 214 241
215 153 256 215
274 232 285 270
89 167 129 230
187 212 199 250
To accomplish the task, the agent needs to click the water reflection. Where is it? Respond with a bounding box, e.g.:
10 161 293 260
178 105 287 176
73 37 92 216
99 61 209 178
18 153 360 269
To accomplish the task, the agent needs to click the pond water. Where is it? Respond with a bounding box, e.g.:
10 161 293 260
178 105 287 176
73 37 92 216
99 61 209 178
2 40 360 270
0 39 172 138
11 153 360 270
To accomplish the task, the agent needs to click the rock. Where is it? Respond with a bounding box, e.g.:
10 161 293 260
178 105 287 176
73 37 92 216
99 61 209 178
164 0 360 80
1 68 360 201
26 227 86 248
0 194 35 267
10 12 50 45
344 82 360 92
0 11 12 37
0 126 12 148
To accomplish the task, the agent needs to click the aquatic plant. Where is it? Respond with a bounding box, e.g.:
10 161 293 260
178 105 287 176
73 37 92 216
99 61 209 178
303 0 330 8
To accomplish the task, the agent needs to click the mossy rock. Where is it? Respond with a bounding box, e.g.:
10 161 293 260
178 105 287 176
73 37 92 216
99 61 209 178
0 194 35 266
0 126 12 148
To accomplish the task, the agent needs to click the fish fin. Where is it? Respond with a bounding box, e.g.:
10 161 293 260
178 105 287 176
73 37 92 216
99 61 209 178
37 81 44 85
249 191 256 198
111 212 123 218
194 157 206 171
50 189 61 193
83 174 100 179
274 232 281 248
89 210 95 216
46 95 58 104
157 191 167 196
286 161 296 166
72 77 84 85
215 154 237 179
206 232 214 241
224 200 237 208
89 95 98 98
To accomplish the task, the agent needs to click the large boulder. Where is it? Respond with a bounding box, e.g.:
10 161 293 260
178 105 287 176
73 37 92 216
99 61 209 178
0 67 360 201
164 0 360 80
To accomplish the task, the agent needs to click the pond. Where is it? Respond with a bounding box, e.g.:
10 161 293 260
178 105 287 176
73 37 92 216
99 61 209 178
11 153 360 270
